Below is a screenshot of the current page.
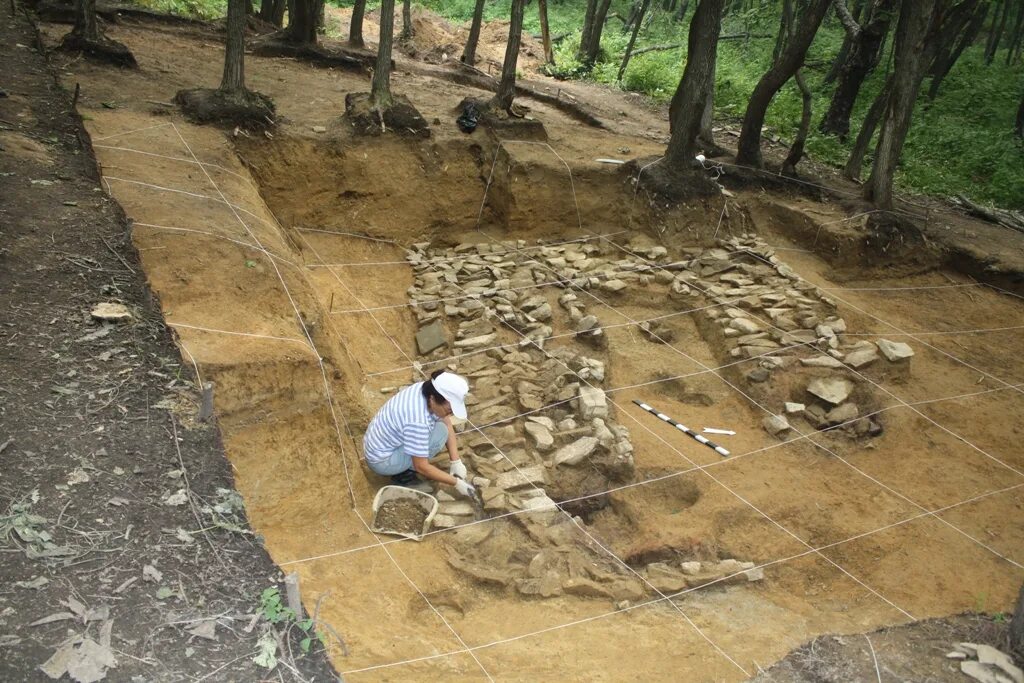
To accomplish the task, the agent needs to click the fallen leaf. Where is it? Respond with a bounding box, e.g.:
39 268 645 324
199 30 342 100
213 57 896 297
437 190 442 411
65 597 86 618
187 620 217 641
66 637 117 683
30 612 77 627
175 528 195 545
112 577 136 594
106 498 129 507
142 565 162 583
163 490 187 506
15 576 50 590
0 635 22 647
67 468 90 486
155 587 174 600
253 631 278 670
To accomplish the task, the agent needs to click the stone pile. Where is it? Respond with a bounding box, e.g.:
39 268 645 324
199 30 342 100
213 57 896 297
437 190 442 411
947 642 1023 683
643 558 764 593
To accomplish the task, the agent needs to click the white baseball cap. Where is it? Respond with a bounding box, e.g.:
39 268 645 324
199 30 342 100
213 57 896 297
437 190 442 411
433 371 469 420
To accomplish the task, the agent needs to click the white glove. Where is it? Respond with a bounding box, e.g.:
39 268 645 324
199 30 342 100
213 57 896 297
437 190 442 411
449 459 468 480
454 478 476 499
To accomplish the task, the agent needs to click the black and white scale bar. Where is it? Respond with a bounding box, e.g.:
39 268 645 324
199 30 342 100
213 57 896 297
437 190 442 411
632 400 731 457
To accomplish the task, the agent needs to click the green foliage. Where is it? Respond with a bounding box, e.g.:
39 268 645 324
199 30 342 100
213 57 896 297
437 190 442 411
256 585 328 663
133 0 226 21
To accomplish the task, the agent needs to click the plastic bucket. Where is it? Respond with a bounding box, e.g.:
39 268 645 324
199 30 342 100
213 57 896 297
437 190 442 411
370 485 439 541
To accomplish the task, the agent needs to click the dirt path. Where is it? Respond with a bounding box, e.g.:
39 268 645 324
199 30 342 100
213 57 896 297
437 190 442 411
0 6 334 681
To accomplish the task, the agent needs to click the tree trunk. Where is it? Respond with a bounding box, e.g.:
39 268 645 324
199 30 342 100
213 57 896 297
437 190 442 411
864 0 937 208
461 0 486 64
371 0 395 110
674 0 690 22
820 0 897 139
315 0 325 35
618 0 651 81
539 0 554 64
220 0 246 93
1016 86 1024 137
1005 0 1024 65
782 69 812 174
824 0 866 85
735 0 831 168
699 49 716 143
285 0 318 45
401 0 413 41
1010 581 1024 660
271 0 285 28
665 0 725 166
73 0 100 41
490 0 526 111
259 0 273 23
581 0 614 65
844 76 891 180
986 0 1011 64
349 0 366 46
929 1 988 100
578 0 599 63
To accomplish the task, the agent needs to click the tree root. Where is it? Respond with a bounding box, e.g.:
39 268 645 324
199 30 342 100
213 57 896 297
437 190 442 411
173 87 275 128
58 32 137 68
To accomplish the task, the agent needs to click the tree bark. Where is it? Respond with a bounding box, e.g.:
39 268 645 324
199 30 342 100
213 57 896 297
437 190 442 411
349 0 366 47
844 76 891 180
271 0 285 28
864 0 937 208
489 0 526 111
371 0 395 110
401 0 413 41
537 0 554 64
736 0 832 168
73 0 99 41
929 1 988 100
986 0 1011 64
618 0 651 81
259 0 274 24
782 69 812 174
820 0 896 139
674 0 690 22
665 0 725 167
1005 0 1024 65
824 0 865 84
285 0 318 45
461 0 486 64
220 0 246 93
1016 86 1024 137
581 0 614 66
578 0 599 63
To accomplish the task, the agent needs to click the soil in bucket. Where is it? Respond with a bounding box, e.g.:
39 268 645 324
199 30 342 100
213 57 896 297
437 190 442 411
375 498 429 536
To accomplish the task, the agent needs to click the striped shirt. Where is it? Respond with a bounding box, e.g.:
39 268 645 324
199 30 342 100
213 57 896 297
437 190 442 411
363 382 438 464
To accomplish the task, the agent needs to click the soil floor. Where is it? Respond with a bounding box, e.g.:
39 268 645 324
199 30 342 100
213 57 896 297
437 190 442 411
7 5 1024 682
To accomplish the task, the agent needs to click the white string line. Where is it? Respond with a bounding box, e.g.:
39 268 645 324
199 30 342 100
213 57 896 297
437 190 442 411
280 380 1024 567
295 226 402 244
92 121 173 142
103 176 283 234
819 282 984 292
166 321 316 349
578 213 1024 565
339 481 1024 677
865 634 882 683
133 222 300 267
176 336 204 388
842 325 1024 337
822 289 1024 400
471 144 924 620
164 124 494 681
93 143 260 188
983 282 1024 303
306 231 630 269
320 238 751 677
291 230 498 681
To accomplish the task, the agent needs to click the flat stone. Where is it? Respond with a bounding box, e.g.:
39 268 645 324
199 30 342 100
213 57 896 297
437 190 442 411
762 414 790 436
454 333 496 349
824 402 859 426
91 302 132 322
800 356 844 369
746 367 770 383
553 437 600 466
495 465 547 491
645 562 688 592
679 561 701 576
576 315 599 332
577 385 608 419
524 422 554 452
415 321 447 355
807 377 854 406
877 338 914 362
602 279 628 293
844 346 878 369
961 661 1004 683
976 644 1024 683
438 501 476 516
729 318 762 334
526 416 555 430
784 402 805 414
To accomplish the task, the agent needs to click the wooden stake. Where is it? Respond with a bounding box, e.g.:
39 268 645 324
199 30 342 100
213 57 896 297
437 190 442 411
284 572 304 620
198 382 215 422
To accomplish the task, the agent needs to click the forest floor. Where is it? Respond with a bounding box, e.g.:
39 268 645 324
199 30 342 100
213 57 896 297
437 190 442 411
3 4 1024 682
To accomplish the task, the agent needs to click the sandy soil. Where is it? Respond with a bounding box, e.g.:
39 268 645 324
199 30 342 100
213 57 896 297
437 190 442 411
32 10 1024 682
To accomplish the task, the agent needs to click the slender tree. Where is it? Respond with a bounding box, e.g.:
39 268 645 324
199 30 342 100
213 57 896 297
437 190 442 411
1005 0 1024 64
674 0 691 22
371 0 396 111
735 0 831 167
665 0 726 166
538 0 554 65
61 0 137 66
929 0 988 99
820 0 897 139
402 0 414 41
220 0 248 94
349 0 367 47
1016 85 1024 137
844 76 891 179
863 0 938 208
462 0 487 65
824 0 864 84
489 0 527 112
986 0 1012 63
578 0 613 66
618 0 652 81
